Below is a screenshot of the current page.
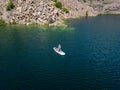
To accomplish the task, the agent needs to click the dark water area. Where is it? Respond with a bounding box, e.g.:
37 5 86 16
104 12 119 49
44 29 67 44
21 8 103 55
0 15 120 90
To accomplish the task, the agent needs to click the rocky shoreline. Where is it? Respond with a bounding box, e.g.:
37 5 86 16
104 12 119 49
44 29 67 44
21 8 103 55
0 0 120 26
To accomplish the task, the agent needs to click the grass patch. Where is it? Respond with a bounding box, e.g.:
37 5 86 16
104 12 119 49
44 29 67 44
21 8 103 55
103 2 112 5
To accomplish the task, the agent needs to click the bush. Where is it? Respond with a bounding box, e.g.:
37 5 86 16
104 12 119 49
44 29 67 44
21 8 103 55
83 0 86 3
0 18 6 26
6 1 15 11
86 11 88 17
55 2 62 9
62 8 69 13
52 0 57 2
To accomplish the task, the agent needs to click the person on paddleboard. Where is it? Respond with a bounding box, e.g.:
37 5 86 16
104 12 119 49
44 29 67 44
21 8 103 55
57 44 61 52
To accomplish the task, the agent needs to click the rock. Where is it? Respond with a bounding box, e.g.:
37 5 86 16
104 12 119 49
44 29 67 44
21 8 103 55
22 6 26 11
92 2 103 11
18 0 22 4
16 7 22 12
104 3 120 11
54 8 58 14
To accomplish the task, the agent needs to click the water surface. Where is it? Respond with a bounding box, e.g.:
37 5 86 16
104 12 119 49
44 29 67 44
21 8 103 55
0 15 120 90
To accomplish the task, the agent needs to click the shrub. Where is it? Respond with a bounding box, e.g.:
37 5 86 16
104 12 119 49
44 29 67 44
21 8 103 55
55 2 62 9
86 11 88 17
62 8 69 13
83 0 86 3
6 1 15 11
0 18 6 26
52 0 57 2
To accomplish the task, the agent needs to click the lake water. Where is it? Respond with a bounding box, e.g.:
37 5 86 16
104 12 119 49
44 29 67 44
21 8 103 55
0 15 120 90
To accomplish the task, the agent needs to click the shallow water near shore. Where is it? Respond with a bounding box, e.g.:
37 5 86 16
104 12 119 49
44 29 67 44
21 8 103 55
0 15 120 90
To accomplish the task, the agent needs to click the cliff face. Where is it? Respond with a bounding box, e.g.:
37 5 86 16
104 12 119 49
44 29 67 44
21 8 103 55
58 0 98 17
91 1 120 14
0 0 67 26
56 0 120 16
0 0 120 26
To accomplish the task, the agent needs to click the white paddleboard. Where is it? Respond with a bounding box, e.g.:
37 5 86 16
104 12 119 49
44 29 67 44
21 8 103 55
53 47 65 55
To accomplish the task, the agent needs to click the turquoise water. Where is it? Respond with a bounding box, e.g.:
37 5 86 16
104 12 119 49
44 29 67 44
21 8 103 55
0 15 120 90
